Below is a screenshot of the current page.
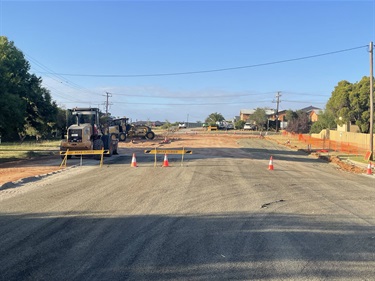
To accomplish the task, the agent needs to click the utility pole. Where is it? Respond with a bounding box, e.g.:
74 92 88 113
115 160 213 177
274 92 281 132
103 92 112 116
369 42 374 160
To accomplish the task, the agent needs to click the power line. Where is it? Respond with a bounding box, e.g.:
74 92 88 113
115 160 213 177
35 45 368 78
25 53 102 97
112 91 276 99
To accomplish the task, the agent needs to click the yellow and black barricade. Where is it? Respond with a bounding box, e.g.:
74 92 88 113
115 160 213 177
60 149 109 168
144 147 192 167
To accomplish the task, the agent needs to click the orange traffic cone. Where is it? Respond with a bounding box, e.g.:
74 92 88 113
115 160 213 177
131 153 138 167
162 154 169 167
268 156 274 170
366 162 372 175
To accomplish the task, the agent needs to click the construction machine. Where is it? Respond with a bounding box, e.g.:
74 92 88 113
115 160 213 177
109 117 131 141
109 118 155 141
60 107 119 159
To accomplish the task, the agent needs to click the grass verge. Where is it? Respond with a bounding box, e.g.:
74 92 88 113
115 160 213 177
0 141 60 164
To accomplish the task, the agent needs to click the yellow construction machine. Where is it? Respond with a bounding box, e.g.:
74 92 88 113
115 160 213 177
60 107 119 158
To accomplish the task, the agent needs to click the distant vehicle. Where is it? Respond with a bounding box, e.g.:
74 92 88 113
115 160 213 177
202 123 208 127
244 123 255 130
179 123 186 128
216 121 227 130
226 123 234 130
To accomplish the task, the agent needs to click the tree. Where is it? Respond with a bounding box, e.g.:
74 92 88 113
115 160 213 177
251 108 268 130
326 77 374 133
161 120 172 129
309 110 336 134
53 107 68 138
0 37 28 140
235 120 246 129
285 109 297 122
285 110 310 133
0 36 58 141
205 112 224 126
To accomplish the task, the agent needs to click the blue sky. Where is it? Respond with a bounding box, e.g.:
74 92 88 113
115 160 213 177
1 0 375 123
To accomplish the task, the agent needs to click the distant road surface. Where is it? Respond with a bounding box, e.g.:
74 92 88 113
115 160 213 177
0 138 374 280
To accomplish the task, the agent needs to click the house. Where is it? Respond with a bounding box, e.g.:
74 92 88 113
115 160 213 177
300 105 321 112
309 110 321 122
300 105 322 122
240 109 276 122
239 109 254 121
240 106 323 130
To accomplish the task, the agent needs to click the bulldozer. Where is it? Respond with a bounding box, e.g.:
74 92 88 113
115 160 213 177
60 107 119 158
109 118 155 141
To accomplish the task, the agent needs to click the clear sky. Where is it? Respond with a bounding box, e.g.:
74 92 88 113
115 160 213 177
1 0 375 123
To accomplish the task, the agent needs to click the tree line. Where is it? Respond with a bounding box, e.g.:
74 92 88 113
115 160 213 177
1 36 374 141
0 36 66 141
284 76 374 134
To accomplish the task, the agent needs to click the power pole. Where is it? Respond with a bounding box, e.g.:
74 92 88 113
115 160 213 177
274 92 282 132
104 92 112 116
369 41 374 160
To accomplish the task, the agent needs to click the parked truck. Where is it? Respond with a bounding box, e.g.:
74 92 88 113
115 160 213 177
60 107 119 158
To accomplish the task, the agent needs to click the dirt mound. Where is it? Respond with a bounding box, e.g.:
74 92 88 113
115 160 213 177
323 155 365 174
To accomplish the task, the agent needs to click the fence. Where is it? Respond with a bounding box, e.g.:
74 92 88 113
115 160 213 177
282 130 372 157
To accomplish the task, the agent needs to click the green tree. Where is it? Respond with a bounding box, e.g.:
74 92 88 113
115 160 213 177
0 37 28 140
309 110 336 134
251 108 268 130
235 120 246 129
326 77 374 133
0 36 58 140
54 107 68 138
285 109 297 122
161 120 172 129
205 112 225 126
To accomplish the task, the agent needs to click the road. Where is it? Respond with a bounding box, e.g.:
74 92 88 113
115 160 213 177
0 138 374 280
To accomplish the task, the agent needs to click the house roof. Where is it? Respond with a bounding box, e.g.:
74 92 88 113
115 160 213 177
300 106 322 112
240 109 276 115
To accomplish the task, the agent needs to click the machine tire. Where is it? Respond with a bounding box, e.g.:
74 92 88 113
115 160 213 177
146 131 155 140
102 135 113 157
93 139 104 160
119 133 126 142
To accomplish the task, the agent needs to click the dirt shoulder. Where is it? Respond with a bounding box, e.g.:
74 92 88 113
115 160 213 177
264 134 369 174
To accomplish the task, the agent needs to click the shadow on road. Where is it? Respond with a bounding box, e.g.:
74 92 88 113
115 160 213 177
1 212 374 280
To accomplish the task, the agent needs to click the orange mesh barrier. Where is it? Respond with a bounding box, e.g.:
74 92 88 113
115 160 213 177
283 132 368 157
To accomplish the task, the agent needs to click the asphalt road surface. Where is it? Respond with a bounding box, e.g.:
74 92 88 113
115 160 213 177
0 138 374 280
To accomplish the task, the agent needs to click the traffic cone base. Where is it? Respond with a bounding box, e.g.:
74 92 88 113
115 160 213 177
268 156 274 170
162 154 169 167
366 163 372 175
131 153 138 167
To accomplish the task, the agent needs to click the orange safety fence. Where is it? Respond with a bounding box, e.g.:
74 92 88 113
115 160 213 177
282 132 369 157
